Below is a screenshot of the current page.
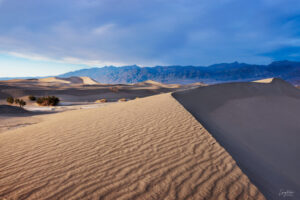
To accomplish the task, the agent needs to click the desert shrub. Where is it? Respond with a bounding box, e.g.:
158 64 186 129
28 95 36 101
36 96 60 106
95 99 107 103
6 96 14 104
14 98 20 104
118 98 127 102
18 99 26 107
14 98 26 107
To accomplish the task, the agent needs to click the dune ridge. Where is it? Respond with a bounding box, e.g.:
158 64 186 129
0 94 264 199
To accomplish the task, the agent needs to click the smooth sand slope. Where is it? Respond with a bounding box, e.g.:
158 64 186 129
173 78 300 200
0 94 264 200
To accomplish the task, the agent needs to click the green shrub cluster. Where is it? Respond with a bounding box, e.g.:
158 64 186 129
36 96 60 106
6 97 26 107
15 99 26 107
6 96 14 104
28 95 36 101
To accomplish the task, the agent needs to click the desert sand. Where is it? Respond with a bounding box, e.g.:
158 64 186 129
0 93 264 200
0 77 198 104
173 78 300 200
0 77 199 133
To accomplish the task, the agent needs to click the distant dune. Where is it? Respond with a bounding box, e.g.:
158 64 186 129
134 80 182 89
39 77 72 84
80 76 99 85
0 94 264 199
0 78 189 103
173 78 300 200
252 78 274 83
38 76 99 85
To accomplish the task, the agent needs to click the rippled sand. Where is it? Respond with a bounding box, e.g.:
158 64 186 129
0 93 264 200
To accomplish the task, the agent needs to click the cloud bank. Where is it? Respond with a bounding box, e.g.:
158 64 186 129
0 0 300 67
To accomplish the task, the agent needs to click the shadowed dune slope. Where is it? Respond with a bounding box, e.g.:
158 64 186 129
0 105 29 114
0 94 264 200
173 78 300 200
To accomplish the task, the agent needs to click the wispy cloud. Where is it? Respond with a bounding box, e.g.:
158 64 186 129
93 24 115 35
5 52 127 67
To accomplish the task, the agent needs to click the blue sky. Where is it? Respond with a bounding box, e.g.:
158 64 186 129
0 0 300 77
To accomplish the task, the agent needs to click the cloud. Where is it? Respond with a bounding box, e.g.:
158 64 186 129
0 0 300 67
93 24 115 35
7 52 56 62
61 56 126 67
5 52 127 67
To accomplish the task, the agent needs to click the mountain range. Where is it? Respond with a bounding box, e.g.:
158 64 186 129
59 60 300 85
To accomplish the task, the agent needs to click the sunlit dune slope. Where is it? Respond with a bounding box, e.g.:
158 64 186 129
0 93 264 200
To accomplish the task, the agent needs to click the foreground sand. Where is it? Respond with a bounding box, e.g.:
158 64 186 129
0 116 41 134
0 94 264 200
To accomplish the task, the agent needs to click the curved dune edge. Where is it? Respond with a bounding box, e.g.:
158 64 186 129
0 93 265 200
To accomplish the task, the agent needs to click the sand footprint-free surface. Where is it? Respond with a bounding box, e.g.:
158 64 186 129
0 94 265 200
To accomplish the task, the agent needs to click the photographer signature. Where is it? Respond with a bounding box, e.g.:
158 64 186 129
279 189 294 198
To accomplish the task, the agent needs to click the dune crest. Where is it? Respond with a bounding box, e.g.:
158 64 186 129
0 93 264 199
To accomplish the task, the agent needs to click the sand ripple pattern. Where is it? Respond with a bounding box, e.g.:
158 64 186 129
0 94 265 200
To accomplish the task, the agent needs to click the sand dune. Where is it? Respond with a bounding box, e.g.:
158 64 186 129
0 115 42 133
173 78 300 200
39 77 71 84
0 93 264 200
134 80 181 88
0 78 188 103
252 78 274 83
38 77 99 85
80 76 99 85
